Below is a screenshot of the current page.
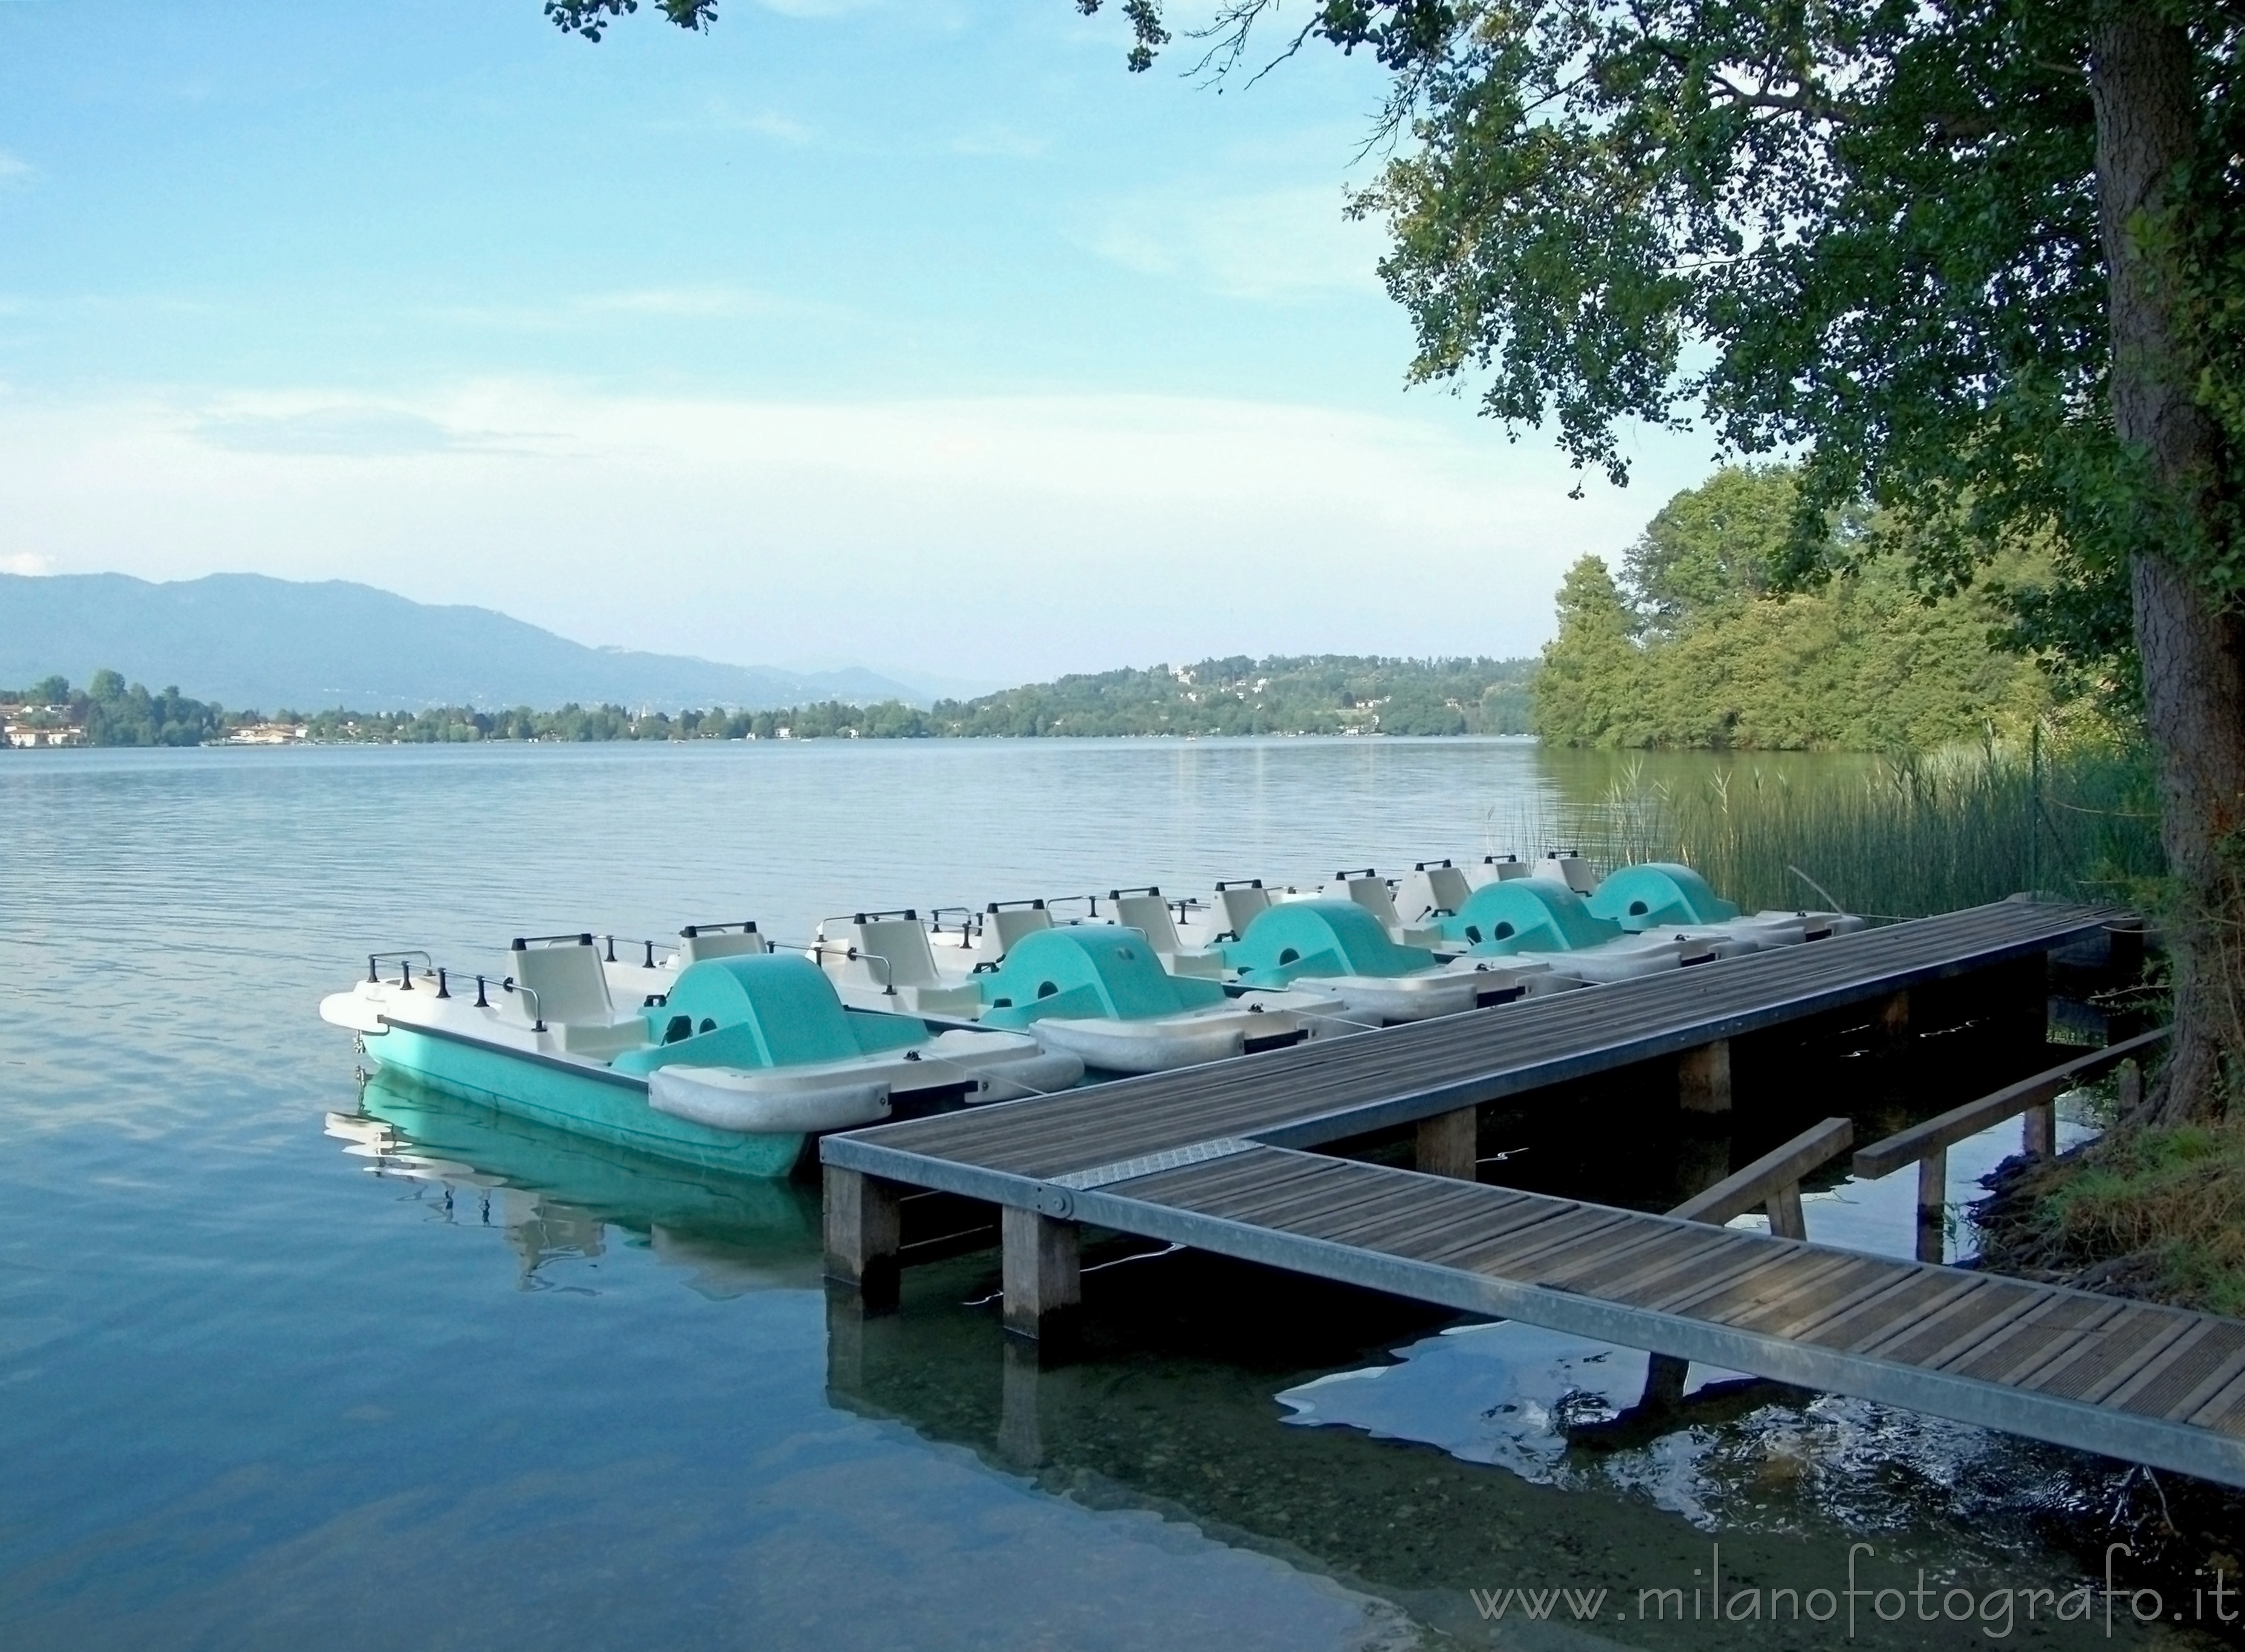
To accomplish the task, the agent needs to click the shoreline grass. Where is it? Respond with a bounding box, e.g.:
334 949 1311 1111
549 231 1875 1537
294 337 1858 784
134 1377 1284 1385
1499 734 2165 918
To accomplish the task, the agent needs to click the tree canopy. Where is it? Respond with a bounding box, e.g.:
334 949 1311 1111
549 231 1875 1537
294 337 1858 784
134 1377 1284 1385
1537 467 2052 749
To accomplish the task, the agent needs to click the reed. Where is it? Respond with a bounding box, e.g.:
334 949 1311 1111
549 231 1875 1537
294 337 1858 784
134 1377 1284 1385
1504 734 2165 918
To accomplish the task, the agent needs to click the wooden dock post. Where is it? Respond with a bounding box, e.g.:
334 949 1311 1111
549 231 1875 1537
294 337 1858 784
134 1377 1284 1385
2022 1099 2057 1158
1915 1151 1946 1263
1001 1205 1081 1344
824 1164 903 1311
1677 1039 1732 1114
1876 989 1912 1047
1415 1105 1479 1179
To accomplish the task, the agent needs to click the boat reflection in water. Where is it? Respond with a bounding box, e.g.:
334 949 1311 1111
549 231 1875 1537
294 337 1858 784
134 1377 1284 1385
328 1073 822 1295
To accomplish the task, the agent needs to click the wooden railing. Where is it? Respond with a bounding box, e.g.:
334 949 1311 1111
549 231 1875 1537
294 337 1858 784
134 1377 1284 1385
1669 1115 1855 1241
1852 1025 2170 1262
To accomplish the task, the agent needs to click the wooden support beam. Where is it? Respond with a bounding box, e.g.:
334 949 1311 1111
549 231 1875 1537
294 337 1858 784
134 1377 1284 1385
2022 1101 2056 1159
823 1164 903 1311
1876 988 1912 1046
1415 1105 1479 1180
1640 1352 1688 1413
1916 1151 1947 1264
1001 1205 1081 1344
1766 1181 1807 1241
1677 1038 1732 1114
1668 1117 1854 1228
2118 1059 2143 1116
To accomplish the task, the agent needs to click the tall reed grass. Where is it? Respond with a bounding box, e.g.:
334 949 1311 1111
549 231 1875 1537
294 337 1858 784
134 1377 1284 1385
1496 736 2165 917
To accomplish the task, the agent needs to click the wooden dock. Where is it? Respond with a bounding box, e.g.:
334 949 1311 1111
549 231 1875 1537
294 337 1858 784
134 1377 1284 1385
822 899 2245 1489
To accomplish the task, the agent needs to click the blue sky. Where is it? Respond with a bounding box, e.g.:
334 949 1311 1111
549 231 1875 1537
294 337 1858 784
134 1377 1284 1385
0 0 1714 685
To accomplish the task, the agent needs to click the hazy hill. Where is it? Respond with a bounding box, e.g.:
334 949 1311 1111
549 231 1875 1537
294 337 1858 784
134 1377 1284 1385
0 573 930 712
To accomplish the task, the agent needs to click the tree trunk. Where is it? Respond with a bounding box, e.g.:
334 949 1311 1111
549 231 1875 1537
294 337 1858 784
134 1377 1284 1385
2092 10 2245 1124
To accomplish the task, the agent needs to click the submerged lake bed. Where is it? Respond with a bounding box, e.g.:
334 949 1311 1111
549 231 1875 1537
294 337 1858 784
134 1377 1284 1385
0 740 2221 1649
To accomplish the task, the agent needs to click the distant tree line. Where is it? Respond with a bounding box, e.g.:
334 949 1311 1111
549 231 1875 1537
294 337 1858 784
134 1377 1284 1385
0 670 230 746
4 656 1537 747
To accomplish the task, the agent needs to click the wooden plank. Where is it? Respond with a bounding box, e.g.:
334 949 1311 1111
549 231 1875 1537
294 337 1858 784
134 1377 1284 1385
1118 1144 1338 1208
2043 1312 2203 1405
1385 1196 1589 1265
1206 1168 1421 1233
1951 1296 2125 1386
2132 1328 2245 1421
2187 1363 2245 1429
1679 1250 1867 1329
1728 1256 1909 1337
1538 1225 1740 1297
1809 1274 1989 1355
1307 1183 1525 1251
1853 1026 2171 1178
1669 1118 1854 1226
1633 1242 1807 1317
1581 1228 1774 1308
1870 1281 2046 1367
1425 1206 1624 1273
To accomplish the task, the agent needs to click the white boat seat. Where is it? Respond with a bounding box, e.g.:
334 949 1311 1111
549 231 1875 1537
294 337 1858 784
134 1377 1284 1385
984 903 1053 955
509 937 647 1054
677 925 771 966
1109 893 1226 979
842 918 949 990
1394 861 1474 924
1209 882 1271 942
1532 853 1597 895
1337 871 1407 938
1462 854 1530 889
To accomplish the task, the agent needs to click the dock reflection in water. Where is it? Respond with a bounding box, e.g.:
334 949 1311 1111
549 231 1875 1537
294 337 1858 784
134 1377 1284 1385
827 1241 2183 1650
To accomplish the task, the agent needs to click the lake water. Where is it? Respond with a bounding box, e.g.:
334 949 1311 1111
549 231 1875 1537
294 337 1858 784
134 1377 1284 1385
0 740 2201 1650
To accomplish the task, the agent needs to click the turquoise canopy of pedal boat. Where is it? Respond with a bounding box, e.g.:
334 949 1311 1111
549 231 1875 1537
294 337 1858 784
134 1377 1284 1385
1586 862 1740 932
612 953 928 1076
978 926 1228 1029
1221 899 1437 990
1432 880 1622 956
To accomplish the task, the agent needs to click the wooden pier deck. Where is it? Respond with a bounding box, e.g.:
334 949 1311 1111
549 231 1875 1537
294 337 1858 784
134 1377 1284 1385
822 899 2245 1489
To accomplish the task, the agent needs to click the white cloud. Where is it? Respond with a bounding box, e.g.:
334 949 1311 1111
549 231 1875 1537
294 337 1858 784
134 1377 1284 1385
0 382 1704 679
0 150 33 186
2 552 53 576
1085 185 1383 300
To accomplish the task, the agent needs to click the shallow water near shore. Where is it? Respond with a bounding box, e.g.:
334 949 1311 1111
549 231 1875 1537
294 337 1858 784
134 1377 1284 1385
0 739 2220 1649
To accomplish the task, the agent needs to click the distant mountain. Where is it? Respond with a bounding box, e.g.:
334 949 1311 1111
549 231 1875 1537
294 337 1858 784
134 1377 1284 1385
0 573 930 713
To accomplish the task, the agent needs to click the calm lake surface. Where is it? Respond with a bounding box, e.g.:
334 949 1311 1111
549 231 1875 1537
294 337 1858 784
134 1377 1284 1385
0 740 2198 1650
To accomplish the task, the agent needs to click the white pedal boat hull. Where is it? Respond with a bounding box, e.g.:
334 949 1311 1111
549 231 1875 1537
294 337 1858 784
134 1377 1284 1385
1028 993 1343 1075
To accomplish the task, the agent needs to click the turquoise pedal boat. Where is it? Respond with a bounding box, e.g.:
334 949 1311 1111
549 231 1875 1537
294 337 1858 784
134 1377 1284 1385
321 933 1082 1178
